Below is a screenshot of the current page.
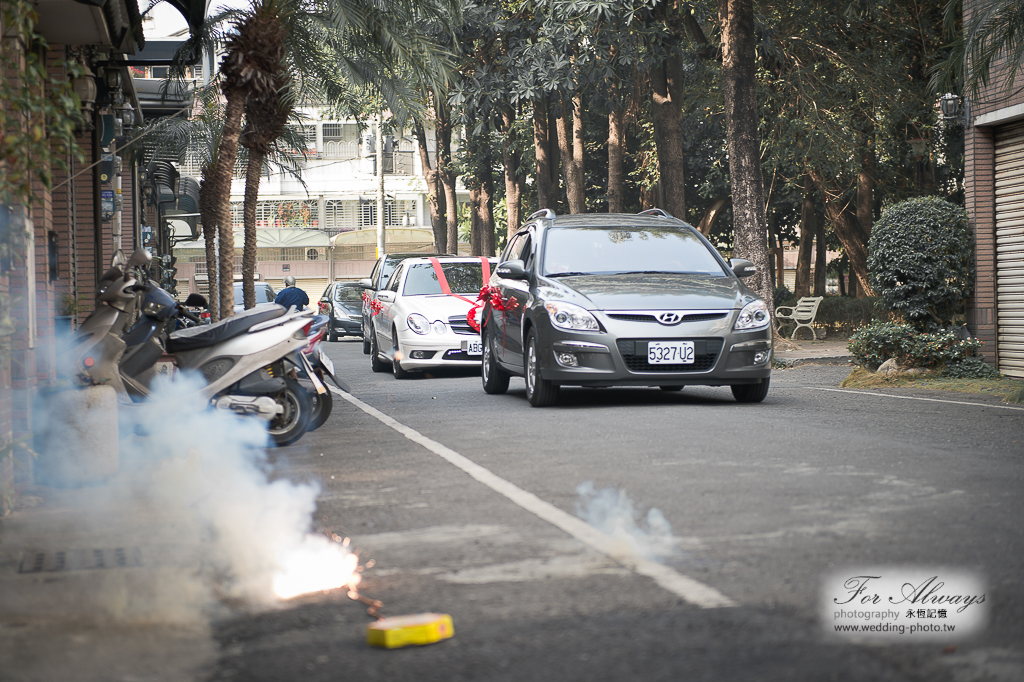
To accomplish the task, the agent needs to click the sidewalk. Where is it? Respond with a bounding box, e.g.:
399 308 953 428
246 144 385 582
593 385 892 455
772 334 853 367
0 468 218 681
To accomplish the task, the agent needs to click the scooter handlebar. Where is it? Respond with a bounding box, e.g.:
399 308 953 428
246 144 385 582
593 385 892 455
180 307 201 323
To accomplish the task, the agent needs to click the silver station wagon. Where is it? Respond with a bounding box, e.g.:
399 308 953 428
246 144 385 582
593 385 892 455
479 209 773 406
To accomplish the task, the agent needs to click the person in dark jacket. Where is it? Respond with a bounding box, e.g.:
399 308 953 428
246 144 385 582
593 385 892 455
275 275 309 310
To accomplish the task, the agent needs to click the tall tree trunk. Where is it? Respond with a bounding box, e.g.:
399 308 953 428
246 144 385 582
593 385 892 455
242 150 263 310
650 56 687 219
435 102 459 254
501 108 525 238
571 92 585 213
814 217 827 296
469 185 482 256
720 0 772 307
414 118 446 253
808 168 873 296
199 165 219 321
556 100 583 214
855 145 874 299
608 107 625 213
532 98 553 211
795 183 814 297
211 88 246 319
479 154 495 256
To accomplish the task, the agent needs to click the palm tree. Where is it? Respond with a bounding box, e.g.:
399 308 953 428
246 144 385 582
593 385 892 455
204 0 461 317
938 0 1024 99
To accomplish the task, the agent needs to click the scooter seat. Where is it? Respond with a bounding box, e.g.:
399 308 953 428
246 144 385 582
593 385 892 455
167 305 287 352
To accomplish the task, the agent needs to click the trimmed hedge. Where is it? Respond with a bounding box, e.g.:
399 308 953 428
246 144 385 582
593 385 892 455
867 197 973 331
847 322 983 370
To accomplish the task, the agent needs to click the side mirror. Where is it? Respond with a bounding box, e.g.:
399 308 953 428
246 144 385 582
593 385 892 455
127 248 152 268
496 259 528 281
358 278 373 289
730 258 756 278
184 293 208 308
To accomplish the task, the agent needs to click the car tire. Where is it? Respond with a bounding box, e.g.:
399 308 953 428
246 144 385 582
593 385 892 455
524 329 559 407
481 325 510 395
369 328 387 373
731 377 770 403
392 330 412 379
659 386 684 392
362 318 371 354
328 327 338 343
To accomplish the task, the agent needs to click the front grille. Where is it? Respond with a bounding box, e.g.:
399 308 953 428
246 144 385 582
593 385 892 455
608 313 658 323
616 338 724 372
448 315 475 335
607 312 728 324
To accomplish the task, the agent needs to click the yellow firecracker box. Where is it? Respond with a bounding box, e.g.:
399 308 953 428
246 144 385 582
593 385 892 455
366 613 454 649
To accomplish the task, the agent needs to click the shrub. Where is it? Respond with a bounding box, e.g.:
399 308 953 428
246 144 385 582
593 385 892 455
848 322 983 369
943 357 1001 379
773 285 796 308
867 196 973 331
816 296 885 334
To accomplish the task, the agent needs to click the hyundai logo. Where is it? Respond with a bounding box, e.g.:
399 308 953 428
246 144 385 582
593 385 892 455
656 312 682 325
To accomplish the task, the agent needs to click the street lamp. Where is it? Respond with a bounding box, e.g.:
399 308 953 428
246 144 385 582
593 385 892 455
940 93 969 124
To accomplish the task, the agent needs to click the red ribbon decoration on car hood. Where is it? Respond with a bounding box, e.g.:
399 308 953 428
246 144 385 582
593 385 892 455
429 257 497 333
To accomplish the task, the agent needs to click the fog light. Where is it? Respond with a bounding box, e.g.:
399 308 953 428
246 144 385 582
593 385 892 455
556 352 578 367
754 350 769 364
411 350 432 359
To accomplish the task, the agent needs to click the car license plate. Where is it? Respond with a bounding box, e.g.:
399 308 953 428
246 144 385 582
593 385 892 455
463 339 483 356
647 341 695 364
318 347 335 376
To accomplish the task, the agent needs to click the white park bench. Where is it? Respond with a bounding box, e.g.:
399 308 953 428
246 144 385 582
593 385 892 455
775 296 824 340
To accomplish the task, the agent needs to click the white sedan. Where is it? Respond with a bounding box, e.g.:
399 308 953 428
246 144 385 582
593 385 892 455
367 256 498 379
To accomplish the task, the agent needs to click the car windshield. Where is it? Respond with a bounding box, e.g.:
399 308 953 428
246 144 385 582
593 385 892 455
402 262 489 296
542 226 727 277
233 285 274 304
334 286 363 303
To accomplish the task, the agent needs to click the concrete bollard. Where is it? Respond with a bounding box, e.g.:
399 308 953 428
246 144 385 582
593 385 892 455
34 385 119 487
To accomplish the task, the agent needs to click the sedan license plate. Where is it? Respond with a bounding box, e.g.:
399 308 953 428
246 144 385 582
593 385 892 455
462 339 483 356
648 341 695 364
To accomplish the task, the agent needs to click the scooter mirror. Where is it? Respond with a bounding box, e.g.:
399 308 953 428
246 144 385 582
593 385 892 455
127 248 152 268
184 293 208 308
110 249 127 269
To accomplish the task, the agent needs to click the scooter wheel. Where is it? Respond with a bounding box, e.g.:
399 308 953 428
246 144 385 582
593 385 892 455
307 383 333 431
268 377 312 446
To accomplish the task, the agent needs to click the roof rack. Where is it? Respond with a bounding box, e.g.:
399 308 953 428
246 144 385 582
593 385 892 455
638 208 675 219
527 208 557 222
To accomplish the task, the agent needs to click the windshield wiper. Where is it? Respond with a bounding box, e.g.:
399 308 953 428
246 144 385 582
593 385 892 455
545 271 594 278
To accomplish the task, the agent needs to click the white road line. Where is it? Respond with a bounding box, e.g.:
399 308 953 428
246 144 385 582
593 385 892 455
329 386 735 609
806 387 1024 412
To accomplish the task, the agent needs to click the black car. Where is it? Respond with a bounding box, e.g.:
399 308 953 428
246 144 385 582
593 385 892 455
319 281 364 341
479 209 773 406
358 251 453 354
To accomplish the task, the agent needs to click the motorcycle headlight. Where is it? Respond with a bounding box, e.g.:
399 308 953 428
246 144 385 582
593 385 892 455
407 313 430 335
734 300 770 330
545 301 601 332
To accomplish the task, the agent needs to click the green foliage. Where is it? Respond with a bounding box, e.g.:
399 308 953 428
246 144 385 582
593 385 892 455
773 285 796 307
867 197 973 331
848 322 983 370
815 296 885 333
0 0 84 208
943 357 1001 380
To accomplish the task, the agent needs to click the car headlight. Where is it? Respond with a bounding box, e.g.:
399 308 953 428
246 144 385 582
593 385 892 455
332 307 345 319
407 313 430 335
431 320 447 335
734 300 770 330
545 301 601 332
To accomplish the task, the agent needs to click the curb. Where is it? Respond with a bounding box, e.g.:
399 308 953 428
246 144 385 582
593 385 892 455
773 355 852 368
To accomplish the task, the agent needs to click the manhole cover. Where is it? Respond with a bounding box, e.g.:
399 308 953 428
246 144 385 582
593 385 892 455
18 547 142 573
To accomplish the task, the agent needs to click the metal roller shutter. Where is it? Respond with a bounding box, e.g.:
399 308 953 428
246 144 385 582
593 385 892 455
994 121 1024 378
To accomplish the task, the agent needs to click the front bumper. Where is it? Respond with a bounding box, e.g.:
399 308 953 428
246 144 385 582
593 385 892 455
395 331 483 370
537 315 772 387
330 317 362 335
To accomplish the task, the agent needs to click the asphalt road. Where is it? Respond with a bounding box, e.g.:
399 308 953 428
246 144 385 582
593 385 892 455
208 337 1024 682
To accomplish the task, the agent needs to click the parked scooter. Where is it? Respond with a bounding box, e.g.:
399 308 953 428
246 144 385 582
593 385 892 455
63 249 319 446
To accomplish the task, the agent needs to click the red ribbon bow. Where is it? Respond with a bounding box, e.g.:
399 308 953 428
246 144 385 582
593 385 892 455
369 299 384 316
